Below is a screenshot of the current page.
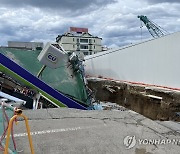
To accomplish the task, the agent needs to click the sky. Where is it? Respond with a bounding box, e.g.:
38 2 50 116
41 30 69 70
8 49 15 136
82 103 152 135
0 0 180 48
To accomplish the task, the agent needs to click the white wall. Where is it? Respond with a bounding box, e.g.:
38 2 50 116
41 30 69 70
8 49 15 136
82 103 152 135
61 37 75 44
84 32 180 89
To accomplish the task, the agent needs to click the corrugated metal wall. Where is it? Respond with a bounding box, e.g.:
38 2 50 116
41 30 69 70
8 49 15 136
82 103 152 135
85 32 180 89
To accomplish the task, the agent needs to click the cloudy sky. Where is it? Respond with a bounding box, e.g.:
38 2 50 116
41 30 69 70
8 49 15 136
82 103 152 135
0 0 180 48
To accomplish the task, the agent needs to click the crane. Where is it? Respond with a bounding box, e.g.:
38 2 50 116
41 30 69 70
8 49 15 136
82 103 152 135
138 15 168 38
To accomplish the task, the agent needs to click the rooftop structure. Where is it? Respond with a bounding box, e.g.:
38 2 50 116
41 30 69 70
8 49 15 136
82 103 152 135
8 41 44 50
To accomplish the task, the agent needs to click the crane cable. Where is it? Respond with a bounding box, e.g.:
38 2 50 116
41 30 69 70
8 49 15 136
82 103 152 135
150 19 169 35
140 20 143 42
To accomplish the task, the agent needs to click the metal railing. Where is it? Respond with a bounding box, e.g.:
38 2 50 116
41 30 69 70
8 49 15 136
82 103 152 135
0 101 34 154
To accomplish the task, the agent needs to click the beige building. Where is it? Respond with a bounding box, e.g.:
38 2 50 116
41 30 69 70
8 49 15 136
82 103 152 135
56 27 102 56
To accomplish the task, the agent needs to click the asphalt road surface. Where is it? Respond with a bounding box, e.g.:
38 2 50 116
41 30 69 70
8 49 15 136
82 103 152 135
12 108 180 154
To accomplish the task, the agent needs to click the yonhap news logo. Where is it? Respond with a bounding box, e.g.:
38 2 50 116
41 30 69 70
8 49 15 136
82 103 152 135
123 135 180 149
123 136 136 149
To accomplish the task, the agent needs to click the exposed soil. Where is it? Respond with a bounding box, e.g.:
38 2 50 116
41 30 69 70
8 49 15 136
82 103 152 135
87 78 180 121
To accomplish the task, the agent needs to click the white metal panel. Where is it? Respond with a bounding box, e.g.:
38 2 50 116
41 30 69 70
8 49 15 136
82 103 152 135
84 32 180 89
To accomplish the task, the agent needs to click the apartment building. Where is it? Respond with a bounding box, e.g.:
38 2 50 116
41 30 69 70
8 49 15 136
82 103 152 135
56 27 102 56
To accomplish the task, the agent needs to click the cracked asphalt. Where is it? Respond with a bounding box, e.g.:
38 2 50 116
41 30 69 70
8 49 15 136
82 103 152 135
12 108 180 154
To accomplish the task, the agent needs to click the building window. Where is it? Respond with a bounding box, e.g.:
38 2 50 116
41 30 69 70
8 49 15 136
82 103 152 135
73 38 74 42
77 38 79 43
73 45 75 48
89 39 92 44
94 45 95 49
77 45 80 50
80 39 88 43
80 45 88 49
84 52 88 55
94 39 95 43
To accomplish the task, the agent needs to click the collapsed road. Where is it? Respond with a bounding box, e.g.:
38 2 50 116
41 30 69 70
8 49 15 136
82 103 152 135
87 77 180 121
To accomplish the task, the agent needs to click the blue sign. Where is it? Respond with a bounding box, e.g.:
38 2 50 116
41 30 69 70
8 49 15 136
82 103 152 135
47 53 57 63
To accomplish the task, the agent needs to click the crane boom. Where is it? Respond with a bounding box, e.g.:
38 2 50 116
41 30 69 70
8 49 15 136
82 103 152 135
138 15 168 38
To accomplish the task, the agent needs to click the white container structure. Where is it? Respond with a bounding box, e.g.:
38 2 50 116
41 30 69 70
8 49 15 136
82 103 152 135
84 31 180 89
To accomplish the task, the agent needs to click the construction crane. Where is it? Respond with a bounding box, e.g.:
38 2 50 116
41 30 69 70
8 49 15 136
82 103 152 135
138 15 168 38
